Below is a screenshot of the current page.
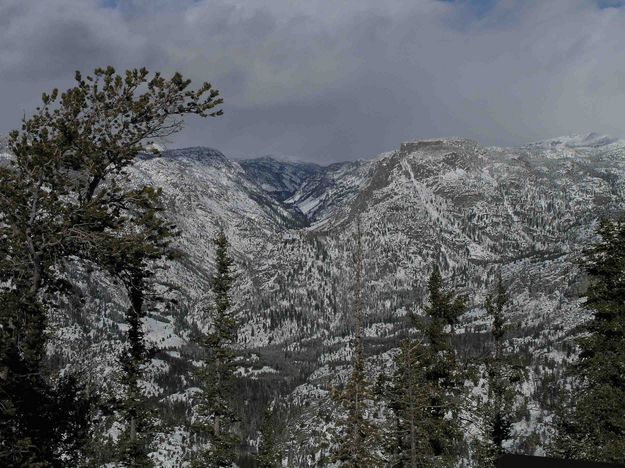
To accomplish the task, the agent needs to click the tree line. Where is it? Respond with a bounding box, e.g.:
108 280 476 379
1 66 624 467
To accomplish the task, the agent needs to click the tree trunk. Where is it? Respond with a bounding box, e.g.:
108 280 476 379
214 415 220 437
410 399 417 467
130 416 137 445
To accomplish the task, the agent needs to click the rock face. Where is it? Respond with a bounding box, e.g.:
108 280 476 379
0 134 10 157
45 134 625 465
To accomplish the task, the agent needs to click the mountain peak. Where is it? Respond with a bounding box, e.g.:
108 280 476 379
160 146 229 164
527 132 620 149
399 137 479 155
243 154 323 168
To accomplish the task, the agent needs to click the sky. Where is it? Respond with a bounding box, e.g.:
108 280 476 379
1 0 625 163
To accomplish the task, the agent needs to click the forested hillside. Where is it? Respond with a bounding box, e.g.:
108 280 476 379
2 68 624 467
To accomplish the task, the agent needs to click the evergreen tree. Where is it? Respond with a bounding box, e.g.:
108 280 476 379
476 274 517 467
387 265 465 467
385 338 430 467
0 66 222 465
331 219 382 467
51 373 100 466
114 269 165 466
191 230 241 467
552 219 625 463
94 180 180 466
256 406 283 468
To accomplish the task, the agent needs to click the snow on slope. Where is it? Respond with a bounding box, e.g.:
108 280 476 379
43 133 625 465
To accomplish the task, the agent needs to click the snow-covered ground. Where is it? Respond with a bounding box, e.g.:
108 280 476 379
36 133 625 465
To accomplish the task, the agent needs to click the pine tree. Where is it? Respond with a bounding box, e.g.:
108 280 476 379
331 219 382 467
51 373 100 466
387 265 465 467
552 219 625 463
385 338 430 467
97 184 179 466
256 406 283 468
191 230 241 467
0 66 222 465
476 274 518 467
115 272 160 467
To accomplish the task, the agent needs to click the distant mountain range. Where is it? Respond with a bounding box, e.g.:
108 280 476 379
30 133 625 465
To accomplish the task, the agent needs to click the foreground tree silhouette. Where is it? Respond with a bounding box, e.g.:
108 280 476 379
331 219 382 467
388 265 464 467
476 275 519 467
108 217 177 467
191 230 241 466
553 219 625 464
0 66 222 465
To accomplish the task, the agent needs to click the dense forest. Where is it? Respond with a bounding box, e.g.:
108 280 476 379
1 67 624 467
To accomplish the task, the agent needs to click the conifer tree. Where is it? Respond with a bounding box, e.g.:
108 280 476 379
256 406 283 468
117 286 155 467
552 219 625 464
331 219 382 467
0 66 222 465
191 230 241 467
385 338 430 467
476 274 517 467
113 255 170 466
387 265 465 467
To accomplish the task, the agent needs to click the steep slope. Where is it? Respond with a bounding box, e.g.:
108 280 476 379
238 135 625 463
239 156 322 202
41 134 625 465
239 155 372 228
0 135 11 161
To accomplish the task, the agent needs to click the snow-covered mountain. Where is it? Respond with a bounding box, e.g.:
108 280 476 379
0 134 11 159
47 133 625 465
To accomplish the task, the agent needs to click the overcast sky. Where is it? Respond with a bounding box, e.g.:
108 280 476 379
2 0 625 162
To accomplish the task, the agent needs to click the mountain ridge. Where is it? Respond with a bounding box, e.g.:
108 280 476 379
18 132 625 465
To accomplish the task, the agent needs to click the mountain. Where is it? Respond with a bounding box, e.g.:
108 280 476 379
45 133 625 466
0 134 10 159
239 156 369 227
239 156 323 203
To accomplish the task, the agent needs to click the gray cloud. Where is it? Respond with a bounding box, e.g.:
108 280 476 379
1 0 625 162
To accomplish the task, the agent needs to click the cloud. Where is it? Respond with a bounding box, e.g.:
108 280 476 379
1 0 625 162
